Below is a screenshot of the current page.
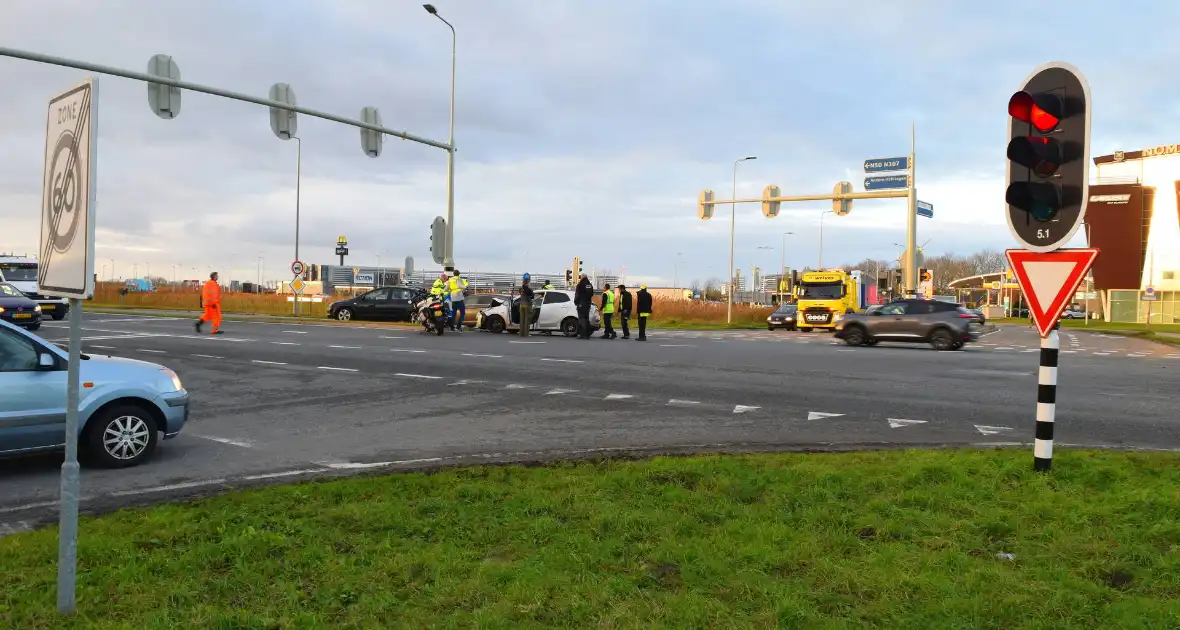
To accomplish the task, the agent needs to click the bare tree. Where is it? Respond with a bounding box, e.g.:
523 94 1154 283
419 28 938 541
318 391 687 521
704 277 722 300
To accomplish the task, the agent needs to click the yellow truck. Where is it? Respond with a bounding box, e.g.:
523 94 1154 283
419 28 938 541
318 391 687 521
795 269 860 332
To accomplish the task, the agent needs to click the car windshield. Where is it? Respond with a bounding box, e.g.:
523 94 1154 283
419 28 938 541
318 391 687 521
0 263 37 282
799 282 844 299
775 305 796 313
0 282 25 298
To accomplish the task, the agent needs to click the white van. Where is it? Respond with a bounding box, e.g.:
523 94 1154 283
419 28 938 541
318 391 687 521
0 255 70 320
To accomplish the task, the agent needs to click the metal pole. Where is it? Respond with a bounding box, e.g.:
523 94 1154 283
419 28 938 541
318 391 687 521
780 233 786 303
57 298 82 613
818 210 833 268
293 136 301 316
1034 324 1059 472
905 122 918 296
425 8 458 272
729 160 737 324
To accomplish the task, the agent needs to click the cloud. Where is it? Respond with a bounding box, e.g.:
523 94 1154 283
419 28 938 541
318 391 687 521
1 1 1177 287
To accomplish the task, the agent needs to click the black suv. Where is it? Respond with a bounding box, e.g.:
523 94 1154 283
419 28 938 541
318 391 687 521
833 299 981 351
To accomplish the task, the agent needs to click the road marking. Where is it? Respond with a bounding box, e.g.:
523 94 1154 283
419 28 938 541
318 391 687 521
667 399 700 406
733 405 760 414
604 393 633 400
509 340 546 344
137 349 165 354
192 434 254 448
1022 348 1039 353
391 348 426 353
111 479 227 497
242 469 323 481
317 461 396 470
887 418 927 429
807 411 844 421
251 360 288 365
505 383 533 389
995 347 1014 351
192 354 223 359
660 344 695 347
0 520 34 539
541 358 583 364
282 330 308 334
974 425 1013 436
0 500 59 515
545 388 576 395
271 342 299 346
328 345 361 349
463 353 503 358
318 366 359 372
88 345 114 349
1092 352 1110 356
837 349 856 352
452 379 483 385
381 336 406 339
395 372 441 379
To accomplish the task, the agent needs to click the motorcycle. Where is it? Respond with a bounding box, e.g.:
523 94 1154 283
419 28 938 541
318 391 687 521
411 293 449 335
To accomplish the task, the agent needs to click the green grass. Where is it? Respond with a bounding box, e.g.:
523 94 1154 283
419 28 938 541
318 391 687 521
5 449 1180 628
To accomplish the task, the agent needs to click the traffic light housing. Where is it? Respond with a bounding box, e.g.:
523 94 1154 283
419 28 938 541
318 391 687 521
572 256 582 279
430 216 446 265
1005 62 1091 252
761 185 781 218
698 190 715 220
565 269 573 285
919 268 932 283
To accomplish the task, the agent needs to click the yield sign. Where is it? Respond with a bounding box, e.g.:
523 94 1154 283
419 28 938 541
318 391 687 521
1006 248 1099 338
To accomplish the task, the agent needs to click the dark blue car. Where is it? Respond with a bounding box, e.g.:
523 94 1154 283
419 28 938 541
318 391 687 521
0 282 42 331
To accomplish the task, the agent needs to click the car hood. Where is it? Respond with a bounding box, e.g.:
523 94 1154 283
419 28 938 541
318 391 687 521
0 296 38 308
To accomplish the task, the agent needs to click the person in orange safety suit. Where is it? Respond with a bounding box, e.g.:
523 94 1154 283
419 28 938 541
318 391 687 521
195 271 223 335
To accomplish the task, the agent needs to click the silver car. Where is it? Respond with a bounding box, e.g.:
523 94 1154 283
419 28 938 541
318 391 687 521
477 290 601 336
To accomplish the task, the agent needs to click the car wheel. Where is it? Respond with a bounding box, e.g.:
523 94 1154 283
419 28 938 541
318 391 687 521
767 325 775 331
843 325 866 346
799 327 812 333
951 341 964 350
51 312 66 321
865 339 879 346
25 323 41 331
82 404 159 468
487 315 506 334
562 317 579 337
335 308 354 321
930 328 955 351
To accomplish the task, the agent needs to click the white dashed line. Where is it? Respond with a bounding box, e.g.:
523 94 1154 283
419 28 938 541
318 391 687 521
733 405 760 414
995 347 1014 351
318 366 359 372
381 336 406 339
242 469 323 481
89 345 114 349
540 358 583 364
463 353 503 358
282 331 308 334
328 345 361 349
111 479 227 497
1092 352 1110 356
545 388 576 395
137 349 165 354
0 500 58 515
394 373 441 379
192 354 223 359
271 342 299 346
667 399 700 406
659 344 695 347
604 393 633 400
505 383 533 389
509 340 546 344
192 435 254 448
251 360 288 365
452 379 484 385
391 349 426 354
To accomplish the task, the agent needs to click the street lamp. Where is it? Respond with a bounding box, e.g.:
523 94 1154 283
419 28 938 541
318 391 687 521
779 231 794 302
673 252 683 291
817 210 835 268
424 3 457 272
756 245 773 294
293 135 302 315
728 155 757 323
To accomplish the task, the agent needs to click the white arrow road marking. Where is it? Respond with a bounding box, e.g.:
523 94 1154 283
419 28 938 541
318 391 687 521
667 399 700 406
605 393 633 400
974 425 1013 436
807 412 844 421
733 405 760 414
545 388 577 395
887 418 927 429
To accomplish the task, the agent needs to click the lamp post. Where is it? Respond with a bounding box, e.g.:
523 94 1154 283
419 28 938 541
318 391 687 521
728 155 757 323
673 251 683 291
292 135 302 315
424 4 457 272
817 210 835 268
756 245 773 296
779 231 794 303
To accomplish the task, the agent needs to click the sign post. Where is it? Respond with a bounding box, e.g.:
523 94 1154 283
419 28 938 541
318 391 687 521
1004 61 1094 473
38 77 99 615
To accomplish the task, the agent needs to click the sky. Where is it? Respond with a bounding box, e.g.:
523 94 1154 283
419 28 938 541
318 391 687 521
1 0 1178 288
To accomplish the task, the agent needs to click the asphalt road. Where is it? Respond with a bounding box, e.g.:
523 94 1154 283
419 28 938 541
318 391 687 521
3 312 1178 536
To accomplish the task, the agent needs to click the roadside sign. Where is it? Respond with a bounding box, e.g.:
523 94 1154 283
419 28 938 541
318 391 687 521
290 278 306 294
917 200 934 218
864 175 910 190
991 281 1001 290
863 157 909 173
290 260 305 275
1143 286 1157 301
1005 248 1099 338
354 271 375 284
39 78 98 299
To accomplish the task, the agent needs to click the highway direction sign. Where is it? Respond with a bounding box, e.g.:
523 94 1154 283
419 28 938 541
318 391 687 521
39 78 98 299
290 260 305 275
917 200 934 218
863 157 909 173
864 175 910 191
1006 248 1099 338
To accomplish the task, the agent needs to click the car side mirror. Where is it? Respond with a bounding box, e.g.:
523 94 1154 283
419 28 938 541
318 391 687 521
870 311 882 316
37 353 56 369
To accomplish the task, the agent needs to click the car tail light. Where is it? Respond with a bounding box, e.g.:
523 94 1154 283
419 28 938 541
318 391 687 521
958 313 976 319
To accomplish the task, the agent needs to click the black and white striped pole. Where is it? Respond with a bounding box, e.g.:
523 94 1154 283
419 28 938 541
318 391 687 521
1034 321 1059 472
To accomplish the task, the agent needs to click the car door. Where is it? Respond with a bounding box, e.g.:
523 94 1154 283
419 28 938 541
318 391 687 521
868 302 909 338
355 288 392 319
540 291 571 328
383 288 414 321
0 324 67 453
463 295 489 327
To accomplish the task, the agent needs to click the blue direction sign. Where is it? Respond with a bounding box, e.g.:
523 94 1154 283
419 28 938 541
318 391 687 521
917 200 934 218
864 175 910 190
863 156 909 173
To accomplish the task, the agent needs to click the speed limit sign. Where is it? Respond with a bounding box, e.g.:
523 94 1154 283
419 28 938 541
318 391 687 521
291 260 305 275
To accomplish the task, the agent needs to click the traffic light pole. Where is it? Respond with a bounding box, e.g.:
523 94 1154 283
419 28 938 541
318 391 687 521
904 123 919 296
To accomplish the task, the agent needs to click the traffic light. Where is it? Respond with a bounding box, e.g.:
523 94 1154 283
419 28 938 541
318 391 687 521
430 216 446 265
761 185 781 218
919 268 932 283
565 269 573 285
698 190 715 220
572 256 582 278
1005 62 1091 252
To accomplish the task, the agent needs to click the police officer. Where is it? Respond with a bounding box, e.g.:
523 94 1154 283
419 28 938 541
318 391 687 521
574 272 594 339
617 283 633 339
600 282 616 339
636 284 653 341
542 279 554 290
447 269 469 332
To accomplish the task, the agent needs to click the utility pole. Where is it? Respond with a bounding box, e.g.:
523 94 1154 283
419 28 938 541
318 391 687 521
728 156 757 324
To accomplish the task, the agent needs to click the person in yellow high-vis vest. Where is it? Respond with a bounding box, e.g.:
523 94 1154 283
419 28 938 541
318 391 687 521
600 282 616 339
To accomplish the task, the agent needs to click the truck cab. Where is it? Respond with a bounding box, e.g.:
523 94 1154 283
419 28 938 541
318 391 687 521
794 270 859 332
0 255 69 321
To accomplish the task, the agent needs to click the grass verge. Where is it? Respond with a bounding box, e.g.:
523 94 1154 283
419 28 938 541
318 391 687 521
4 449 1180 628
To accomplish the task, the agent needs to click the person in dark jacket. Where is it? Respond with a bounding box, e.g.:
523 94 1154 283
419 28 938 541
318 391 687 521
635 284 653 341
574 273 594 339
617 284 633 339
518 274 535 337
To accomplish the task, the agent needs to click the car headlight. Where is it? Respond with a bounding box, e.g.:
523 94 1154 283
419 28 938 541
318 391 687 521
34 305 42 312
833 312 843 322
161 368 183 391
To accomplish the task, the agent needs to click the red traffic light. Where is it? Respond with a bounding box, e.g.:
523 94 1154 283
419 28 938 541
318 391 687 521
1009 91 1061 133
1007 136 1063 177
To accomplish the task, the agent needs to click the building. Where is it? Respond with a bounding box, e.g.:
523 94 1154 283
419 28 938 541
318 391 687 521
1087 144 1180 323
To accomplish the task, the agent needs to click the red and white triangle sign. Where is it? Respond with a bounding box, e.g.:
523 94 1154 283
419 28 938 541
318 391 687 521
1005 248 1100 338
